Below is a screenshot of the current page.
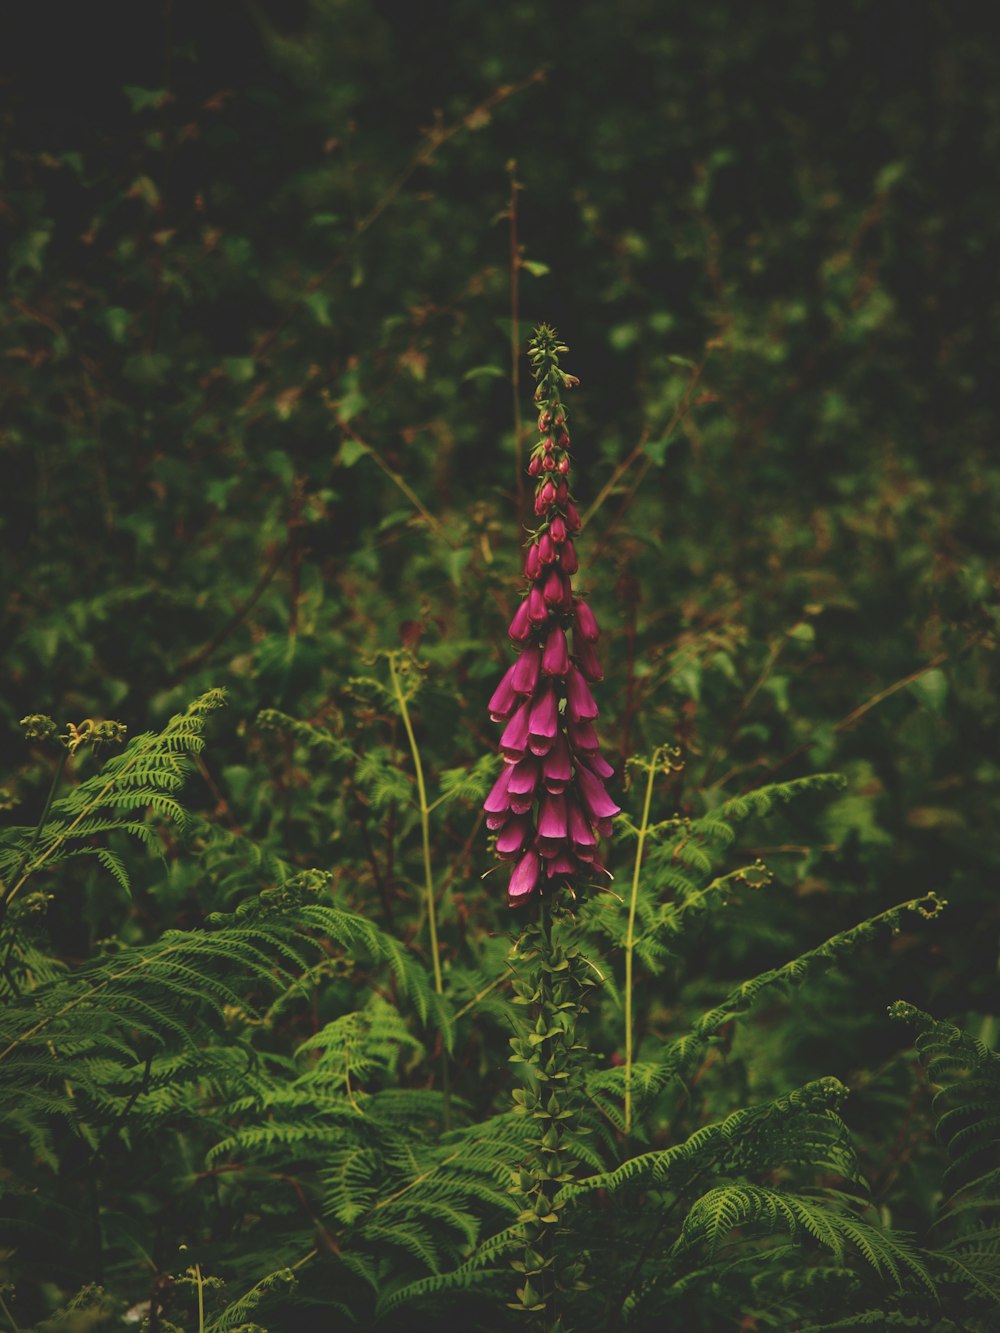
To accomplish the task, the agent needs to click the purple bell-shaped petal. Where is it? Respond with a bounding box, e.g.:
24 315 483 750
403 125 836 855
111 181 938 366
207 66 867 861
524 543 542 580
484 763 513 815
541 625 569 677
574 635 603 682
500 700 532 762
568 719 600 752
577 764 622 820
581 749 615 780
509 599 532 644
511 645 542 695
559 540 579 575
538 531 556 565
538 791 568 840
527 684 558 756
566 664 599 723
496 814 533 858
508 849 541 905
487 663 520 722
543 567 565 606
542 731 573 794
549 515 567 543
527 584 548 625
574 598 600 642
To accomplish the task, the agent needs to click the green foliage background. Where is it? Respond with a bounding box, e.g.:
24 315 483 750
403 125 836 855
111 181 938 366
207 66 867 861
1 1 998 1328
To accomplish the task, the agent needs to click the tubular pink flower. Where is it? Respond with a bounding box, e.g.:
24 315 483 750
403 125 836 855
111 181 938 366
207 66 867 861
538 531 556 564
500 700 532 762
541 625 569 677
542 732 572 793
509 599 532 643
568 798 597 859
545 851 578 877
488 663 520 722
576 764 622 820
528 684 558 756
564 501 581 532
581 749 615 780
527 584 548 625
496 814 533 858
508 755 540 802
549 515 567 543
524 543 541 579
542 567 565 606
574 635 603 682
484 763 514 815
538 791 568 840
511 645 542 695
566 664 599 723
567 719 600 752
574 599 600 642
559 540 579 575
508 849 541 906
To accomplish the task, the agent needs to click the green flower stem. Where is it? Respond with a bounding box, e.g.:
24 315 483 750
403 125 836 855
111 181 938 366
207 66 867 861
509 892 595 1328
388 652 443 997
624 748 663 1137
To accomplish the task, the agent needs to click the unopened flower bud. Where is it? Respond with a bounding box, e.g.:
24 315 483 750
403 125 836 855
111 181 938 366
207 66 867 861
524 543 542 579
528 454 542 477
542 454 556 472
565 502 582 532
557 456 571 475
559 540 578 575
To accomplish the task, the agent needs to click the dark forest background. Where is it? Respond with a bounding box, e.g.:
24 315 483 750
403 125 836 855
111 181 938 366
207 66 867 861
1 1 998 1328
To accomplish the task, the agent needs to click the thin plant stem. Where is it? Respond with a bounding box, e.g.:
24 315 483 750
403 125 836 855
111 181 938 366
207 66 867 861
507 160 525 524
624 749 661 1137
0 748 69 924
0 1289 20 1332
194 1262 205 1333
387 653 443 997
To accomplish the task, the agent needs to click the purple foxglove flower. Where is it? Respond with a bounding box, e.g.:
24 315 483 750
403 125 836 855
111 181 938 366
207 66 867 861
568 799 597 858
496 814 533 858
509 599 532 643
484 763 514 814
541 625 569 677
537 791 568 840
574 634 603 682
500 700 532 762
524 543 541 579
595 818 614 839
538 532 556 564
568 719 600 752
581 749 615 780
528 453 542 476
511 645 542 695
486 812 507 830
574 598 600 642
577 763 622 820
549 515 567 543
528 684 558 756
536 479 556 512
556 479 569 505
487 663 520 722
508 848 541 905
566 664 599 723
565 501 581 532
545 851 578 877
542 567 565 606
559 540 579 575
527 584 548 625
508 755 540 801
542 731 572 793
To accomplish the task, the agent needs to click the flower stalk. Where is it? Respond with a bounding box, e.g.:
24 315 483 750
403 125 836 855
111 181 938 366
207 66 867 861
486 326 617 1325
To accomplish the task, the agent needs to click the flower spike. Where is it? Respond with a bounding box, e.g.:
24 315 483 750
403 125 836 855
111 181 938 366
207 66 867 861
484 325 617 905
